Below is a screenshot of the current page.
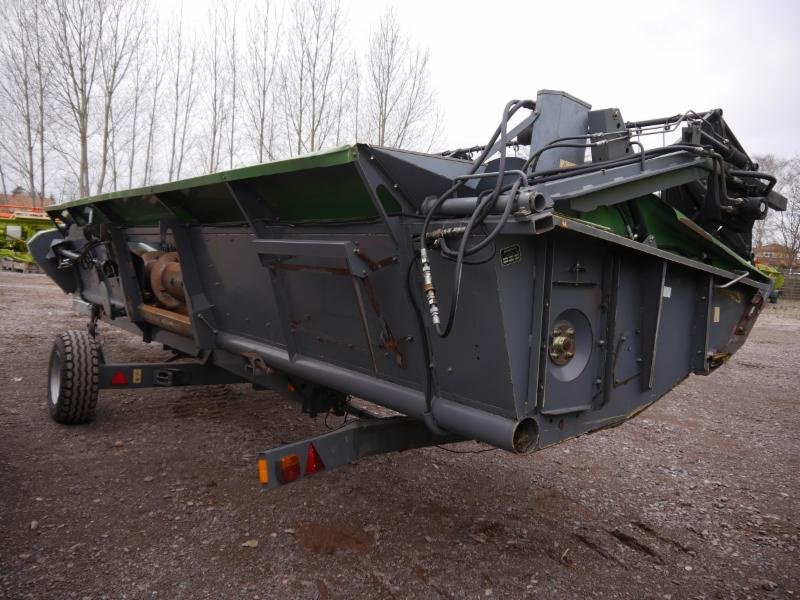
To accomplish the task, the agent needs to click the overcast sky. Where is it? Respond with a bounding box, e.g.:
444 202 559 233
175 0 799 158
341 0 800 157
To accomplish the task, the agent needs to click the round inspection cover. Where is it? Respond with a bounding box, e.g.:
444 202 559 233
548 308 593 382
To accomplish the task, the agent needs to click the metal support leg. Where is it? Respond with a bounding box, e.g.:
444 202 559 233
257 416 463 490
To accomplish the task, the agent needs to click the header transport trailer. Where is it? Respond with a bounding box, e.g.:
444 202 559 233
30 90 785 490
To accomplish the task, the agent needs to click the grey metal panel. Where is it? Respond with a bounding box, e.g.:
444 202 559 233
530 152 712 213
529 89 591 172
707 285 752 353
27 229 76 294
495 235 538 416
690 276 714 374
539 234 606 415
649 266 695 396
640 260 667 391
367 146 479 208
190 229 285 346
533 232 756 448
588 108 631 161
426 248 517 418
254 239 371 277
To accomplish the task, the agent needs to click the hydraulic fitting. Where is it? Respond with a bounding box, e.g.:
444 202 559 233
419 247 440 326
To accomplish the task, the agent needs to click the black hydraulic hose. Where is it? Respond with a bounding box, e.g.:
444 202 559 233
420 99 526 238
699 130 752 169
527 150 662 183
527 144 714 184
728 169 776 194
405 254 448 436
524 142 596 173
518 129 635 174
445 178 523 257
420 99 528 339
452 169 529 187
625 113 684 129
433 192 498 337
432 176 525 338
412 99 530 434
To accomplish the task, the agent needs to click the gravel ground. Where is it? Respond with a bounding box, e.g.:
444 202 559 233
0 270 798 600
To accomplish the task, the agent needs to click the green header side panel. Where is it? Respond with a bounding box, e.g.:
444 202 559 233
46 145 399 226
579 195 768 282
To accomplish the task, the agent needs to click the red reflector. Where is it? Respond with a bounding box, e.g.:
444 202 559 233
305 443 325 475
278 454 301 484
110 370 128 385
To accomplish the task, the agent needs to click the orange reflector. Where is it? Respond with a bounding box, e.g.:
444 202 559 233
287 383 296 393
110 370 128 385
257 458 269 484
305 443 325 475
278 454 300 484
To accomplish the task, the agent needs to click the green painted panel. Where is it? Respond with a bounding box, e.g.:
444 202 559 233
48 145 360 215
577 195 767 282
43 145 407 227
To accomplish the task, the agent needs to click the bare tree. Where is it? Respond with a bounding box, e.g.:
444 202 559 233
365 8 440 150
166 6 199 182
0 0 444 200
752 154 787 249
0 1 39 203
332 53 360 146
96 0 145 193
754 154 800 272
48 0 107 198
123 41 146 188
225 4 240 169
773 158 800 273
174 42 198 180
30 2 50 202
141 29 164 186
244 0 280 163
108 102 120 190
200 7 229 173
0 140 8 198
280 0 345 155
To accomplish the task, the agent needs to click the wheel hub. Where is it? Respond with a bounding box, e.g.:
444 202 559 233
549 324 576 366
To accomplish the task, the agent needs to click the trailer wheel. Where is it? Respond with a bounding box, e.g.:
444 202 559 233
48 331 100 424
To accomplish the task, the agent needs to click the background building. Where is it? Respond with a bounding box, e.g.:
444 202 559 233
754 243 797 271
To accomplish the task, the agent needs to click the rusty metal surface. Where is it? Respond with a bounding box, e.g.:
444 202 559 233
139 303 193 338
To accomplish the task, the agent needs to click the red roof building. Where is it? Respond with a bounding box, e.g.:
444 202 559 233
0 189 54 220
754 243 797 270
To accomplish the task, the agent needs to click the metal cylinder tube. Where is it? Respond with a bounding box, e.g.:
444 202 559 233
420 190 552 217
215 331 537 453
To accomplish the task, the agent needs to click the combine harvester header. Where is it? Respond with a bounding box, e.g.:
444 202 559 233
30 90 785 489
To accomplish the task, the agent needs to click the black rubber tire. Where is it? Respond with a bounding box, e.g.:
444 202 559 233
48 331 100 424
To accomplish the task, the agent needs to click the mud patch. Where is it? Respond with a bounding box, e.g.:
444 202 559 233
171 385 234 419
296 521 375 555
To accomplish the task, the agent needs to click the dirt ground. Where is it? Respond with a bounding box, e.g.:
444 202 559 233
0 270 798 600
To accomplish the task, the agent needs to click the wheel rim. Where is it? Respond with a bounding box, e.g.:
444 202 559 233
49 350 62 406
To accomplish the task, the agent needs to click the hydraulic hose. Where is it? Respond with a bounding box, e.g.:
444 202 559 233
420 99 530 338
